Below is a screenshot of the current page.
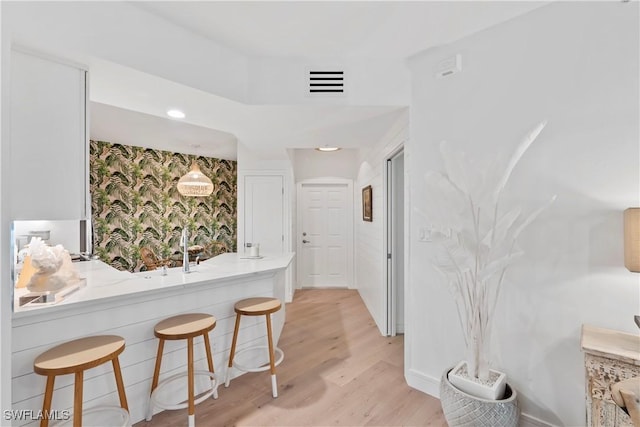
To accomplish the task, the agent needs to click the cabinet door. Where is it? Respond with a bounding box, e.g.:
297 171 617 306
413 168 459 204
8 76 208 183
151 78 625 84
10 49 87 220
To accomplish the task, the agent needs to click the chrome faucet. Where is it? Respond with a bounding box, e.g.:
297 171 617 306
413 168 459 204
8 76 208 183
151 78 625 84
181 227 190 273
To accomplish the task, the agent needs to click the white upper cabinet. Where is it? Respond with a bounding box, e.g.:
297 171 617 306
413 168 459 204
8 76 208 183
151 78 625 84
10 48 88 220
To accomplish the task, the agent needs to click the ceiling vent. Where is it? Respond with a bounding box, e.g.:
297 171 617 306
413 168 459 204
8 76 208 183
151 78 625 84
308 70 345 96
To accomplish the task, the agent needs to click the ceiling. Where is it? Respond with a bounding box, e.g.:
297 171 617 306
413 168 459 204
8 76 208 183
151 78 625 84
90 1 546 159
90 102 238 160
134 2 545 60
89 57 407 159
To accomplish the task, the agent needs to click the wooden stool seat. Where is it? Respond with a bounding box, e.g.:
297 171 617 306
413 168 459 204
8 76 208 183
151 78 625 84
35 335 125 375
154 313 216 340
612 377 640 426
148 313 218 427
34 335 129 427
225 297 283 398
234 297 281 315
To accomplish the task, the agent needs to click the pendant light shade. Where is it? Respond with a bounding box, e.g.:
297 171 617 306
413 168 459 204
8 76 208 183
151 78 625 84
177 162 213 197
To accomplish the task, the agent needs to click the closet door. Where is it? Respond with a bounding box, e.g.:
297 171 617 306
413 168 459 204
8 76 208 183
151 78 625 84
10 48 87 220
243 175 284 253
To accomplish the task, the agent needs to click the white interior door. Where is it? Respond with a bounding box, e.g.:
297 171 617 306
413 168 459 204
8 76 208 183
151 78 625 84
299 183 351 288
386 150 405 336
244 175 284 253
392 153 405 334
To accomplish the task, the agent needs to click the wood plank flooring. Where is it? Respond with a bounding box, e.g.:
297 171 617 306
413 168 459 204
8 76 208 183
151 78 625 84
135 289 446 426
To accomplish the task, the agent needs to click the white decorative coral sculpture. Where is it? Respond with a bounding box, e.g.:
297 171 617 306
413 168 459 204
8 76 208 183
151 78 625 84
26 237 77 292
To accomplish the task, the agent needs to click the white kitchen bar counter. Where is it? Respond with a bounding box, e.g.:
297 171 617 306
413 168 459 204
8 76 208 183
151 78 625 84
13 253 294 318
11 252 294 426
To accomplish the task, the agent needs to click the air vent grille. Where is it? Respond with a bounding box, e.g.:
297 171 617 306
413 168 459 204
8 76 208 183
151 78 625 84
308 70 344 95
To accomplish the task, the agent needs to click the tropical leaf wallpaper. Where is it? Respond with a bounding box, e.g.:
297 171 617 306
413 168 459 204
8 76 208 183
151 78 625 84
90 140 237 272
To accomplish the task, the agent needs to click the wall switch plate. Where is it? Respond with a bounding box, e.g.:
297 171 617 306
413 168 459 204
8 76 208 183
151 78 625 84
418 227 432 242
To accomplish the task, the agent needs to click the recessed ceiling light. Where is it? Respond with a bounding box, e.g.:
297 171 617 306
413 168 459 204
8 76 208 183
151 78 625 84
167 109 185 119
315 146 341 152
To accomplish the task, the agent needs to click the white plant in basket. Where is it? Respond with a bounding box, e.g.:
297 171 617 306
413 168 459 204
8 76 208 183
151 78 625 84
424 121 555 400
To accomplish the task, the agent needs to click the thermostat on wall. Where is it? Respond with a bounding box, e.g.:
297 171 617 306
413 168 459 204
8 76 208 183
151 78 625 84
436 54 462 79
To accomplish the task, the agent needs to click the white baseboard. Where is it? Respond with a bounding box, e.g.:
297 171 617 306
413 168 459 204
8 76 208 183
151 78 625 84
520 413 556 427
405 368 555 427
406 368 441 398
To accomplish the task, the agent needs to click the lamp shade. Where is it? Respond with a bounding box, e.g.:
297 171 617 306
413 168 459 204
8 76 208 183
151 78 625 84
177 162 213 197
624 208 640 272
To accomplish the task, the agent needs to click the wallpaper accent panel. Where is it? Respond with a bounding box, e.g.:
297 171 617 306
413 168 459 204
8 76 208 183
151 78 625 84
90 140 237 272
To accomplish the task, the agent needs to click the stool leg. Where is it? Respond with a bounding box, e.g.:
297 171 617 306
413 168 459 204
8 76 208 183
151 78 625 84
73 371 83 427
187 337 195 427
40 376 55 427
112 356 129 411
147 338 165 421
225 313 241 387
266 313 278 398
203 332 218 399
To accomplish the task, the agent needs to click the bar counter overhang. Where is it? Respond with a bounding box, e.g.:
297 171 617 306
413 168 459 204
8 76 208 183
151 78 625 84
11 252 295 425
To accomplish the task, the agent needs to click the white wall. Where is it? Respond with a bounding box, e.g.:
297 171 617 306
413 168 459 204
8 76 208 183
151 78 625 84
292 148 359 182
355 112 409 335
0 3 12 415
13 221 82 254
406 3 639 426
237 142 292 172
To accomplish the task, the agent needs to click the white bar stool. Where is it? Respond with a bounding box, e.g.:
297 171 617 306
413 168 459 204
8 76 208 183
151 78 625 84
224 297 284 398
147 313 218 427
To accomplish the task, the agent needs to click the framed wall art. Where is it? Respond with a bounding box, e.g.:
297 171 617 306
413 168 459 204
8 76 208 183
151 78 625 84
362 185 372 222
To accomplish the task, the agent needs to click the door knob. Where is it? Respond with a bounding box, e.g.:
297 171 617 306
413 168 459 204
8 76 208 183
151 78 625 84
302 239 310 243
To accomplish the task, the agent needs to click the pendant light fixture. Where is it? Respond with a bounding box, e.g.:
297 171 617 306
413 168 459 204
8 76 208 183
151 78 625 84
177 161 214 197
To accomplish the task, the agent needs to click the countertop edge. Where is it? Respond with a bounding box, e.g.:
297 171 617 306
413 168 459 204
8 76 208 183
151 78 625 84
13 252 295 325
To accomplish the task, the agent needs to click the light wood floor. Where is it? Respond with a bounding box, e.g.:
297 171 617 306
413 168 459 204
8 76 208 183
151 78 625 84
135 289 446 426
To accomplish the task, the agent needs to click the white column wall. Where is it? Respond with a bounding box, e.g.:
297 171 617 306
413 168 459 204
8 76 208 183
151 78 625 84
406 3 639 425
0 3 12 417
354 112 409 335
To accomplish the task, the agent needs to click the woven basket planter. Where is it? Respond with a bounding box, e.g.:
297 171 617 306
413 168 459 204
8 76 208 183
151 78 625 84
440 367 519 427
